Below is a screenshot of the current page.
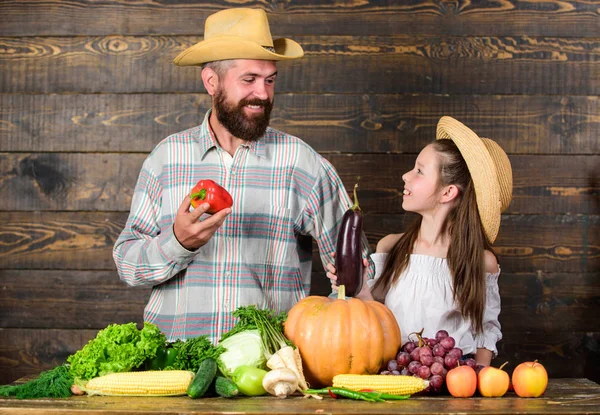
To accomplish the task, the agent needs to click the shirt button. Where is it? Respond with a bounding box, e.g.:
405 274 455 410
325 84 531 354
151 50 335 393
225 272 231 277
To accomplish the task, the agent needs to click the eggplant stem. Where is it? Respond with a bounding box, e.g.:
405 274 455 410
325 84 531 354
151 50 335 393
350 183 361 211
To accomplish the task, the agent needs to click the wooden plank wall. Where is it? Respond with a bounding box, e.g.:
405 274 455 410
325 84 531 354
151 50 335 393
0 1 598 384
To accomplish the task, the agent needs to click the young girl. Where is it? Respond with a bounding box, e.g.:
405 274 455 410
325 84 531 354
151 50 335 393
327 116 513 366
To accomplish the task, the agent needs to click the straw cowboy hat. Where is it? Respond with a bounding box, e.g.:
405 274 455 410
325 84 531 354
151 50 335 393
436 116 513 244
173 8 304 66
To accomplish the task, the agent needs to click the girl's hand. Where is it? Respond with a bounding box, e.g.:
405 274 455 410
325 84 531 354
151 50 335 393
326 253 373 300
326 261 339 292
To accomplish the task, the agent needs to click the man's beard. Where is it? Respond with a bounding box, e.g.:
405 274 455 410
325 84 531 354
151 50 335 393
214 88 273 142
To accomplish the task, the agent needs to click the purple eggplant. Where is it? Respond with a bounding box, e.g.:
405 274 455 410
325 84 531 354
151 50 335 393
335 183 363 297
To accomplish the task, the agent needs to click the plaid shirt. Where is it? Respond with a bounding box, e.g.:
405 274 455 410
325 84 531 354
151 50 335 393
113 110 371 342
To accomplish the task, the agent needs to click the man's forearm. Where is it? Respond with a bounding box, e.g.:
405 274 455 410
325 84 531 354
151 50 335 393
113 225 195 287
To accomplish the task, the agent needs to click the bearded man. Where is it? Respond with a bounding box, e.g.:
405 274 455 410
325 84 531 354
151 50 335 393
113 8 372 342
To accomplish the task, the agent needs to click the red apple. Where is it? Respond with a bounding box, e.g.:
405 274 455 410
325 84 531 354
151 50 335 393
478 361 510 397
446 364 477 398
511 360 548 398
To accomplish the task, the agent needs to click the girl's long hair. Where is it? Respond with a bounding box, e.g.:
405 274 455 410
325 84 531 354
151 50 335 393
370 139 494 333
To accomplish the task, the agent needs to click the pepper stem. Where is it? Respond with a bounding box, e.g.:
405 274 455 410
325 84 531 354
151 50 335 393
190 188 207 201
350 183 361 211
337 285 346 300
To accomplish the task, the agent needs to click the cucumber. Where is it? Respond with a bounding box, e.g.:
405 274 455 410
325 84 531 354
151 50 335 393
214 376 239 398
187 358 217 399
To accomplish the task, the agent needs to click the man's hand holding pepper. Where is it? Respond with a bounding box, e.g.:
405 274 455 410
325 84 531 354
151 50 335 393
173 195 231 250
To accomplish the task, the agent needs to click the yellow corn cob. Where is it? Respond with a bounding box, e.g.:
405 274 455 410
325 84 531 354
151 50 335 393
332 374 428 395
83 370 194 396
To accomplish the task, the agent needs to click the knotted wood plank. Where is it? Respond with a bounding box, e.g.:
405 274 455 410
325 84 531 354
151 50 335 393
1 153 597 214
1 94 598 154
1 35 597 94
0 212 597 273
1 0 598 37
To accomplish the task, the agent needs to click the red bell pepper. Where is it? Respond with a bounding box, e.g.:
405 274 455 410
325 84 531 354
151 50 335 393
189 179 233 214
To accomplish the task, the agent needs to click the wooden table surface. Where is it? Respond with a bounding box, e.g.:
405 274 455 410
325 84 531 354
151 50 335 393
1 378 599 415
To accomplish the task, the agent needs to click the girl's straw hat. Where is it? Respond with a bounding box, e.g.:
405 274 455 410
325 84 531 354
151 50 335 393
436 116 513 243
173 8 304 66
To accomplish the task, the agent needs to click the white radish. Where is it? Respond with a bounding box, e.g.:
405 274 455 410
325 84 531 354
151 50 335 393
266 345 318 398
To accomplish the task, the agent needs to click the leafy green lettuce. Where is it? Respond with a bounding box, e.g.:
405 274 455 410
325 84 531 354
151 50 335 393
67 322 166 380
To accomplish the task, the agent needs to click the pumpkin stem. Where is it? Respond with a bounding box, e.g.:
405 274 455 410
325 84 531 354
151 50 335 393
337 285 346 300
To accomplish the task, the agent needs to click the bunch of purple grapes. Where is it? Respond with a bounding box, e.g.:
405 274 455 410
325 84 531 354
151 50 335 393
381 329 479 393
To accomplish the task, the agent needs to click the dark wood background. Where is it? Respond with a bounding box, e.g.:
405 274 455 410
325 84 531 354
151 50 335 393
0 1 598 385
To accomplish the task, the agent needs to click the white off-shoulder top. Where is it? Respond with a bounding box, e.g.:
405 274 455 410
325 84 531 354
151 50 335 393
368 253 502 356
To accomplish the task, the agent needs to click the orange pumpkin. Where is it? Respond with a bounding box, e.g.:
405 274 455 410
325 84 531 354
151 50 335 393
284 287 401 388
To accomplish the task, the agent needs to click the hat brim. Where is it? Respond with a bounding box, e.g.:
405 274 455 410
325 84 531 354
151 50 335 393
173 36 304 66
436 116 502 243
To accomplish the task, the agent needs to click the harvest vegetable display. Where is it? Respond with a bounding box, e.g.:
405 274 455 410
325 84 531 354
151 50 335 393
334 183 363 297
0 309 550 401
284 285 401 388
190 179 233 213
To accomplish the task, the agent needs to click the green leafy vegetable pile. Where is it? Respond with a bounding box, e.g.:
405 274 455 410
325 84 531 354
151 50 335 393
170 335 225 373
0 309 286 399
0 365 73 399
67 322 166 380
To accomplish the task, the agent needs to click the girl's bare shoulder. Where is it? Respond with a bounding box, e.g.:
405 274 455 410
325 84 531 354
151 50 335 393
484 249 500 274
376 233 404 253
